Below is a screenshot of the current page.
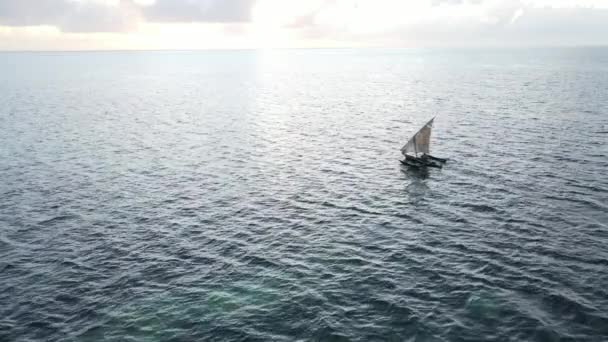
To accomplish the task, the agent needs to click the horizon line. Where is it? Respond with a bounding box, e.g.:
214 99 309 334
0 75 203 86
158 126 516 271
1 44 608 54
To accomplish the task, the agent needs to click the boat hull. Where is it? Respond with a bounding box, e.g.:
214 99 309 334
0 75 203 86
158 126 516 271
401 154 445 168
425 155 447 163
400 159 442 168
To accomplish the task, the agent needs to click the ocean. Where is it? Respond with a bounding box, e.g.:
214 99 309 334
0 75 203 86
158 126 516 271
0 48 607 341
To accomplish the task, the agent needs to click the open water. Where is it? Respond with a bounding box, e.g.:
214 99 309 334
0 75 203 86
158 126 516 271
0 48 607 341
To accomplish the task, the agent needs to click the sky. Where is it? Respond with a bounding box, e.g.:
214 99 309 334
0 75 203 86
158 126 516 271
0 0 607 50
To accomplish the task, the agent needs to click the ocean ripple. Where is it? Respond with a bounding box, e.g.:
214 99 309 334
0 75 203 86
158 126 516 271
1 48 608 341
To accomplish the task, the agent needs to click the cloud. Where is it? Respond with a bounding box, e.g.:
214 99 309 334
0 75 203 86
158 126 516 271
0 0 257 33
0 0 139 32
1 0 608 47
141 0 257 23
502 6 608 45
0 0 66 27
267 0 608 47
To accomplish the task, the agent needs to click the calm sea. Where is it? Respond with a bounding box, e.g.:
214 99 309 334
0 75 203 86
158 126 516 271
1 48 607 341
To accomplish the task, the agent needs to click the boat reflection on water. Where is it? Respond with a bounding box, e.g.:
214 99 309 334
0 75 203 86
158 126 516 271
400 164 431 205
401 163 430 179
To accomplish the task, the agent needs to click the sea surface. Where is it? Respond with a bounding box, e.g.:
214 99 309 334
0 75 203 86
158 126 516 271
0 48 607 342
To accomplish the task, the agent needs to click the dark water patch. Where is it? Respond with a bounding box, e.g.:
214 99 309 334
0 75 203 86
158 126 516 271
37 214 80 226
454 202 499 213
544 194 607 212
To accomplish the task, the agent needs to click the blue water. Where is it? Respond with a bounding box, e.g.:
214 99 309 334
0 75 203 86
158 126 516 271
1 48 607 342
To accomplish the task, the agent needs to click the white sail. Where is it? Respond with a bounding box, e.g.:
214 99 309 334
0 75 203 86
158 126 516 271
401 117 434 156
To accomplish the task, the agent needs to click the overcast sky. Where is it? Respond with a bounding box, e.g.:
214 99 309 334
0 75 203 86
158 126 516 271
0 0 607 50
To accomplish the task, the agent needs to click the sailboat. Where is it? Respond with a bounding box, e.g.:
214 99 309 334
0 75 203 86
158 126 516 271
400 117 447 168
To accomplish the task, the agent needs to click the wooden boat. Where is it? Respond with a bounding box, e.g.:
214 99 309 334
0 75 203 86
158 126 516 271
400 117 446 168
